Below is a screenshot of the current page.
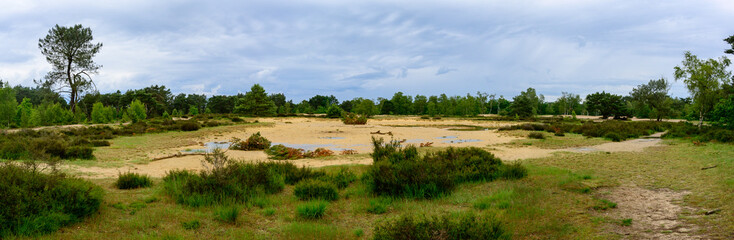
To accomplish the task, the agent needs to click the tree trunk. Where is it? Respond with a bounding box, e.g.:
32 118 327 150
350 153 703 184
698 110 704 129
67 58 76 112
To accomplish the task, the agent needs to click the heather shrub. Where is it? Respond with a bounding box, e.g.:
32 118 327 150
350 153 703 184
0 164 104 237
528 132 545 139
230 132 271 150
294 179 339 201
341 112 368 125
115 172 153 189
372 212 508 240
178 120 200 131
266 144 305 160
327 167 357 189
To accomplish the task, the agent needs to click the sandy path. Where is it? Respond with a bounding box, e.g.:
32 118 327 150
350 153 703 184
63 118 666 178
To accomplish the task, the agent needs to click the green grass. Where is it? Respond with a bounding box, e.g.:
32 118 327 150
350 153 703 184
501 131 610 149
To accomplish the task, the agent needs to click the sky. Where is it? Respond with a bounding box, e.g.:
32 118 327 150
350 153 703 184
1 0 733 102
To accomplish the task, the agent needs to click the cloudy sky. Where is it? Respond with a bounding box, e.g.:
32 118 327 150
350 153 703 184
1 0 733 102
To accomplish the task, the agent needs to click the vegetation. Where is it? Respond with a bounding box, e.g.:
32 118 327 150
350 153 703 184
229 132 271 150
296 201 328 220
341 112 368 125
265 145 335 160
293 179 339 201
115 172 153 189
372 212 508 240
234 84 276 116
674 51 731 127
0 163 103 237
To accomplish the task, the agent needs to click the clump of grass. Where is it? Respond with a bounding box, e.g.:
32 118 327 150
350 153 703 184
296 201 328 219
620 218 632 226
474 189 515 210
261 208 276 216
592 199 617 210
528 132 545 139
372 212 508 240
229 132 271 150
181 219 201 230
366 197 392 214
354 228 364 237
327 167 357 189
499 163 528 180
115 172 153 189
294 179 339 201
214 206 240 224
0 164 104 237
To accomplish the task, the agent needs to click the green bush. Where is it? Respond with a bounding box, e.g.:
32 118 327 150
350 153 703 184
327 167 357 189
90 140 111 147
294 179 339 201
178 121 200 131
341 112 368 125
603 132 622 142
229 132 271 150
499 163 528 180
127 99 147 123
115 172 153 189
528 132 545 139
64 145 94 159
296 201 328 219
372 212 509 240
326 105 343 118
0 164 104 237
214 205 239 224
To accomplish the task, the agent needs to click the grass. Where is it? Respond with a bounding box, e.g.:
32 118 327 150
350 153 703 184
501 131 610 149
296 201 328 219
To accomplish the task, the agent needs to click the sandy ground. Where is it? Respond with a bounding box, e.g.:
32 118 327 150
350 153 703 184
63 117 666 178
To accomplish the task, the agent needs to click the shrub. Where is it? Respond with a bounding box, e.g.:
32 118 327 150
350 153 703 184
372 212 508 240
498 163 528 180
64 145 94 159
294 179 339 201
603 132 622 142
214 205 239 224
528 132 545 139
304 148 334 158
296 201 328 219
115 172 153 189
366 197 392 214
258 161 326 185
178 121 200 131
90 140 111 147
229 132 271 150
266 144 305 160
0 164 104 237
230 117 244 122
328 167 357 189
326 105 343 118
341 112 368 125
127 99 147 123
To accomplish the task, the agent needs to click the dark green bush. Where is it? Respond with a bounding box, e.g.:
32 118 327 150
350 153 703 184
327 167 357 189
499 163 528 180
178 121 201 131
294 179 339 201
258 161 326 185
603 132 622 142
366 197 392 214
372 213 509 240
230 132 271 150
296 201 328 219
0 164 104 237
528 132 545 139
64 146 94 159
214 206 240 224
115 172 153 189
90 140 111 147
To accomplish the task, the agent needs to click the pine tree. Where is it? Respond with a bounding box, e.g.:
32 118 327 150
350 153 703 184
234 84 276 116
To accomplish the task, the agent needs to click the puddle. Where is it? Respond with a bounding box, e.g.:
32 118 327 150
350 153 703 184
436 136 457 139
443 139 482 143
319 137 345 139
404 139 427 143
271 142 336 151
181 142 232 153
574 147 597 152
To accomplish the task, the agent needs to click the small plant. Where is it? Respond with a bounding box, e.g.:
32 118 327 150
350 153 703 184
328 167 357 189
294 179 339 201
266 144 305 160
229 132 271 150
304 148 334 158
528 132 545 139
354 228 364 237
593 199 617 210
261 207 276 216
372 212 508 240
341 112 368 125
499 163 528 180
296 201 328 219
620 218 633 226
340 149 358 155
115 172 153 189
181 219 201 230
178 120 200 131
214 206 240 224
366 197 392 214
604 132 622 142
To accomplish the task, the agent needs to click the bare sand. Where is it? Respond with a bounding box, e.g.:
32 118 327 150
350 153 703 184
63 117 666 178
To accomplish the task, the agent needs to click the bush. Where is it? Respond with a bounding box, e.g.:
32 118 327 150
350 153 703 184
90 140 111 147
64 145 94 159
115 172 153 189
603 132 622 142
266 144 305 160
178 121 200 131
326 105 343 118
372 212 508 240
528 132 545 139
294 179 339 201
328 167 357 189
0 164 104 237
498 163 528 180
341 112 368 125
296 201 328 219
304 148 334 158
127 99 147 123
229 132 271 150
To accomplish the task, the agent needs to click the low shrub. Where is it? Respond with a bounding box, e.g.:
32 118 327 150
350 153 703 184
90 140 111 147
178 121 201 131
115 172 153 189
214 205 239 224
304 148 334 158
296 201 328 219
528 132 545 139
0 164 104 237
327 167 357 189
294 179 339 201
372 212 508 240
498 163 528 180
64 145 94 159
603 132 622 142
341 112 368 125
266 144 305 160
229 132 271 151
230 117 244 122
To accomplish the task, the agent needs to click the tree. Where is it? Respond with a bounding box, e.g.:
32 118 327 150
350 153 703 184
127 99 147 123
0 81 17 127
725 34 734 56
352 98 376 116
507 88 540 118
674 51 731 127
15 98 34 128
585 92 629 119
37 24 102 112
234 84 276 116
710 95 734 129
630 78 672 121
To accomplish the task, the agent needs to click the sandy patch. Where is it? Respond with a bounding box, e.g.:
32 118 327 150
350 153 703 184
599 185 703 239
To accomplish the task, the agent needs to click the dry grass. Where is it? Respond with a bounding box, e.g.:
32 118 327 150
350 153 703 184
499 131 610 149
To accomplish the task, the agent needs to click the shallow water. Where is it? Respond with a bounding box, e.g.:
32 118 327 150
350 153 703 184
319 137 346 139
442 139 482 143
271 142 336 151
436 136 457 139
181 142 232 153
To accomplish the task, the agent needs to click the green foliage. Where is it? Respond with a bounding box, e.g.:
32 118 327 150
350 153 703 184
181 219 201 230
294 179 339 201
366 197 392 214
265 145 334 160
230 132 271 150
127 99 147 123
630 78 672 121
0 83 17 128
372 212 509 240
620 218 633 226
214 205 240 224
711 95 734 129
325 104 343 118
593 199 618 210
90 102 108 123
296 201 328 219
162 111 171 120
178 120 200 131
603 132 622 142
341 112 368 125
16 98 34 128
674 51 732 126
585 92 630 119
327 167 357 189
188 105 199 115
528 132 545 139
115 172 153 189
473 189 515 210
499 163 528 180
0 164 104 237
234 84 276 116
507 87 541 118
